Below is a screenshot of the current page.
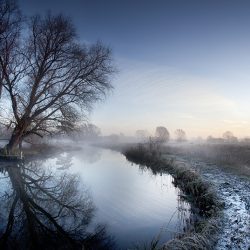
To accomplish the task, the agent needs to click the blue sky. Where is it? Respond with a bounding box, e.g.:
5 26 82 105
19 0 250 138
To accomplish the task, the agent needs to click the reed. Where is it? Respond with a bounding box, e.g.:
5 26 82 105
123 143 222 250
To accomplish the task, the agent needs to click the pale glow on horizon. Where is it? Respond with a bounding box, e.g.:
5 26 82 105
17 0 250 140
91 58 250 139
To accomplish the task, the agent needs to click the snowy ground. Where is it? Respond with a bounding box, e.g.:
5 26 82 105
165 154 250 250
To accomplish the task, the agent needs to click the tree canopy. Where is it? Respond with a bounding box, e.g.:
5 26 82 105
175 129 186 142
0 0 114 152
155 126 170 143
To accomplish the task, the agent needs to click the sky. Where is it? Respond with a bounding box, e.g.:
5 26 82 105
19 0 250 138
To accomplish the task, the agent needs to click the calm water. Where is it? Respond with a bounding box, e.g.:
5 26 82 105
0 145 191 249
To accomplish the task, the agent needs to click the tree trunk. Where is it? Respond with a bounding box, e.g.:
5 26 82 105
6 117 31 155
6 128 23 155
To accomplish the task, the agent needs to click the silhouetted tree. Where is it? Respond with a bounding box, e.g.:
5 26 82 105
175 129 186 142
155 126 170 143
222 131 238 143
0 1 114 153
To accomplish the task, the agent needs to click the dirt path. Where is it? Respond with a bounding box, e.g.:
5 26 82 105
164 153 250 250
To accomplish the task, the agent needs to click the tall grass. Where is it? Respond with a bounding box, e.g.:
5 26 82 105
134 232 162 250
123 143 222 250
162 143 250 178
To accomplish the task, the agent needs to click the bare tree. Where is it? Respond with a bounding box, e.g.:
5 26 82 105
222 131 238 143
0 2 114 153
175 129 186 142
0 0 21 98
72 123 101 141
155 126 170 143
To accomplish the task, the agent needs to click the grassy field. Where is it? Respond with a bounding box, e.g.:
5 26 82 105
161 143 250 179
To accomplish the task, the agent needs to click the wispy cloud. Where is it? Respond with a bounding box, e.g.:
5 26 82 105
91 58 250 137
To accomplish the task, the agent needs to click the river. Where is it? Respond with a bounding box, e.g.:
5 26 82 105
0 145 191 249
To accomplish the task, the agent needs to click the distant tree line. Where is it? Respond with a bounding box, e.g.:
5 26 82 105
207 131 238 144
135 126 187 143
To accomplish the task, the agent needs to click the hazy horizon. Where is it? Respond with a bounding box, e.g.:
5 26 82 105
19 0 250 138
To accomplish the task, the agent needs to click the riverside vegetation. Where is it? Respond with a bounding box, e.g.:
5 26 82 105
123 142 223 250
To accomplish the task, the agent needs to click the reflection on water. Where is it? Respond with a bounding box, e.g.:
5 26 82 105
0 146 191 249
0 160 114 250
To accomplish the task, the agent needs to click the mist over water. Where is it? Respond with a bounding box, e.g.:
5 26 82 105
53 145 191 249
0 144 192 249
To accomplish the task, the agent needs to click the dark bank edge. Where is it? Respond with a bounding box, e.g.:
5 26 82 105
120 143 223 250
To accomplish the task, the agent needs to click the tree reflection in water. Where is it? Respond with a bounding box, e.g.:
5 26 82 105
0 160 114 250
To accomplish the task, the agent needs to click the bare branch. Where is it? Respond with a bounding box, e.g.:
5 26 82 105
0 7 114 151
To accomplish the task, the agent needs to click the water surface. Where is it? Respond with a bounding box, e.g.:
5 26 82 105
0 145 191 249
58 146 191 248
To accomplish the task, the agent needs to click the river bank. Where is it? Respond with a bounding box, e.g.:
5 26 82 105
162 152 250 250
2 141 249 249
155 143 250 249
120 143 222 249
117 141 250 250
